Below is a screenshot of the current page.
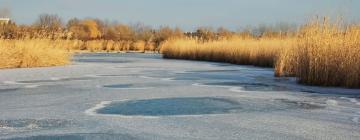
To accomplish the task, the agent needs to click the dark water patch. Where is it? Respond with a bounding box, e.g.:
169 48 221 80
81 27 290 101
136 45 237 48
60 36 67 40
0 119 74 129
103 84 133 89
103 82 169 89
275 99 325 110
0 88 19 93
4 133 137 140
203 82 288 91
253 76 290 82
171 77 203 81
94 97 326 117
97 97 243 116
300 90 318 94
16 80 56 84
295 86 360 97
273 77 291 82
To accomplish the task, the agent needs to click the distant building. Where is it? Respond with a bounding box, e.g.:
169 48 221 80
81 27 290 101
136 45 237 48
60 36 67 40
0 18 10 25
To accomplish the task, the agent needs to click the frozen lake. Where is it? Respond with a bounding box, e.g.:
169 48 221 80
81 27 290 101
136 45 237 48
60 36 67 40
0 53 359 140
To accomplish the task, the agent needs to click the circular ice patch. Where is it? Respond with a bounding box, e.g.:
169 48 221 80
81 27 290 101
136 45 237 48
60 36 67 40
90 97 325 117
96 97 242 116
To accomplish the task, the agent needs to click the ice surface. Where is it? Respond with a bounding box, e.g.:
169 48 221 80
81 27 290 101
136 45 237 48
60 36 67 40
0 53 359 140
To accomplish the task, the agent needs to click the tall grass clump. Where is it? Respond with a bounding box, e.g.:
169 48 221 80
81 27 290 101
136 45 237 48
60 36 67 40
276 19 360 88
0 39 71 69
161 37 295 67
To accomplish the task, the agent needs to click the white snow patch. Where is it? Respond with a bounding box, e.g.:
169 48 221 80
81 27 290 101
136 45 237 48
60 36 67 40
26 123 39 129
24 85 40 89
85 100 160 119
161 78 174 81
229 87 246 93
326 100 338 106
174 70 190 74
352 117 359 124
139 76 157 79
192 83 204 87
340 97 360 105
0 126 16 131
3 81 22 85
50 77 63 81
84 74 101 78
85 101 112 116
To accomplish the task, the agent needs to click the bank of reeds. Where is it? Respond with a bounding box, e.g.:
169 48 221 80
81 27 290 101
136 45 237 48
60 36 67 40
161 37 295 67
275 20 360 88
0 39 158 68
0 39 71 68
161 21 360 88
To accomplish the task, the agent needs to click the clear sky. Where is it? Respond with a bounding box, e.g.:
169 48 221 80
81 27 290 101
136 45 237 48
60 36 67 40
1 0 359 30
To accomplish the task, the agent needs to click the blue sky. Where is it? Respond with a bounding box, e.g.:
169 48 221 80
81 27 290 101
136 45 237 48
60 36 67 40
1 0 359 30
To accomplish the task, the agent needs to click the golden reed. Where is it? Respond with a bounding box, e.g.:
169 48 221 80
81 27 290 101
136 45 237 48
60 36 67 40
162 20 360 88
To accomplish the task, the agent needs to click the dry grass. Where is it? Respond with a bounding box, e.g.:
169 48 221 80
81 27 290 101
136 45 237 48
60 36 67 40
276 20 360 88
0 39 157 69
161 37 295 67
161 20 360 88
64 40 156 52
0 39 71 68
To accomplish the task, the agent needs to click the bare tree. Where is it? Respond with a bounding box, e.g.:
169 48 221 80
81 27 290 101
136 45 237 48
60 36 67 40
34 14 63 30
131 22 154 42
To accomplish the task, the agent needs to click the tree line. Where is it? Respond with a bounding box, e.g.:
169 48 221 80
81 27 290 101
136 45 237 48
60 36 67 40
0 14 298 45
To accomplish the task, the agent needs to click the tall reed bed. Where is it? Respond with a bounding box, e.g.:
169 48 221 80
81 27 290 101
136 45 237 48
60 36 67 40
0 39 157 69
161 21 360 88
64 40 156 52
276 20 360 88
161 38 295 67
0 39 71 68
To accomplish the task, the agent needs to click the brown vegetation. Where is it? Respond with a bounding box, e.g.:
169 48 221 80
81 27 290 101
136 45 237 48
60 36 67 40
162 19 360 88
275 19 360 88
0 39 70 68
161 38 295 67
